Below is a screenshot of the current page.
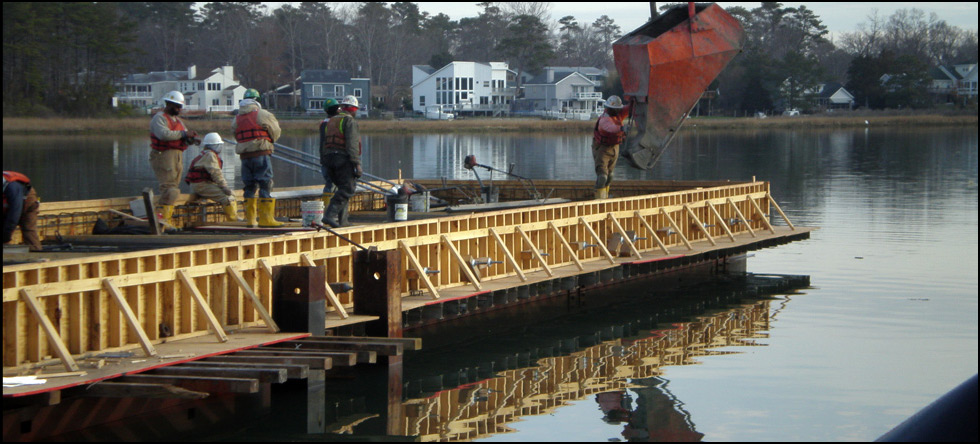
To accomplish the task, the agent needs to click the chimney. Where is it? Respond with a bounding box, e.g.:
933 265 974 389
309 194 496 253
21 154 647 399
224 65 234 82
546 68 554 83
188 65 196 80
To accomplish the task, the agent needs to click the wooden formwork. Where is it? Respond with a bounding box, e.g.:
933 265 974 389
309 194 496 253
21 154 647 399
3 180 793 371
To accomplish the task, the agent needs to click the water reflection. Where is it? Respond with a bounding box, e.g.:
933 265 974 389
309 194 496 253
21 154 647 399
398 295 778 442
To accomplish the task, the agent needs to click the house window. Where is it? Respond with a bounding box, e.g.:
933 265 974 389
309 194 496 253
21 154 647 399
484 81 490 88
480 96 489 105
420 96 425 107
310 100 323 110
198 82 205 91
312 85 322 98
212 99 219 106
208 83 221 91
353 88 362 98
335 85 344 96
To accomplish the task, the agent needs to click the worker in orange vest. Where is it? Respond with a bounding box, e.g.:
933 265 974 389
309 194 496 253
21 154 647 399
3 171 42 251
592 95 632 199
232 88 283 227
185 133 239 221
150 90 199 226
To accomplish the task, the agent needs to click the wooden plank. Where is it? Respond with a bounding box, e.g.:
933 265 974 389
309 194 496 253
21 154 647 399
441 235 482 291
706 201 737 242
178 360 309 379
548 222 584 271
226 266 279 332
607 214 642 258
143 189 162 236
102 278 158 357
119 374 259 394
768 194 796 230
176 269 228 343
515 226 552 276
150 366 287 384
578 218 616 264
684 205 717 246
19 289 79 372
398 241 441 299
271 339 403 356
634 212 670 255
726 198 756 238
307 336 422 351
488 228 527 281
747 195 776 233
660 208 694 250
300 254 350 319
76 382 209 399
233 349 358 366
204 355 333 370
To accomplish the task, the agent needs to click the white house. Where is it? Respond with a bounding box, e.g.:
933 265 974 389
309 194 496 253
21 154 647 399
114 65 246 113
521 68 604 118
814 82 855 109
411 62 516 115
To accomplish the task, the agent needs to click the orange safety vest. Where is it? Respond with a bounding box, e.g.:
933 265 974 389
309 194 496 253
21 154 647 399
3 171 32 209
234 111 272 143
184 152 222 184
593 113 625 146
150 113 189 152
321 115 348 153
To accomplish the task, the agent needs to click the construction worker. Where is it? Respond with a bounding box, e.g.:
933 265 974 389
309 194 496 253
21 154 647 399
150 90 199 225
232 88 283 227
3 171 42 251
320 95 363 228
318 98 341 223
185 133 239 221
592 95 632 199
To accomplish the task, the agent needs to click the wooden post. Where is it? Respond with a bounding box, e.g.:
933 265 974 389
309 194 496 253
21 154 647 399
488 228 527 281
607 214 642 258
747 196 776 233
352 249 403 338
660 208 694 250
176 270 229 342
684 205 717 246
441 235 482 291
634 212 670 255
515 227 552 276
300 254 349 319
578 218 616 264
726 198 756 238
226 266 280 332
272 266 327 336
768 194 796 230
398 241 441 299
103 278 158 357
142 189 162 235
548 222 585 271
706 201 737 242
20 289 79 372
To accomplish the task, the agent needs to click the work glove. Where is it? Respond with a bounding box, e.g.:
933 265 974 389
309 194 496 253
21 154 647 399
353 163 363 179
220 185 233 196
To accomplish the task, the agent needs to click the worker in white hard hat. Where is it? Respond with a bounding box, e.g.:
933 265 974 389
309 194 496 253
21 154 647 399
232 88 283 227
184 133 239 222
150 90 199 226
320 95 363 228
592 95 632 199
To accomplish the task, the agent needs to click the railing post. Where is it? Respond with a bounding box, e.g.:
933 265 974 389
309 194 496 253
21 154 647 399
272 266 326 336
353 249 403 339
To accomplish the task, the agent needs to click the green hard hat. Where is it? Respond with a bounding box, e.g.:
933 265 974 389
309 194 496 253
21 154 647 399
244 88 260 100
323 98 339 111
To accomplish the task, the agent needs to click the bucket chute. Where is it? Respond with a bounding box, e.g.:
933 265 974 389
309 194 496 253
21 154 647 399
614 2 745 170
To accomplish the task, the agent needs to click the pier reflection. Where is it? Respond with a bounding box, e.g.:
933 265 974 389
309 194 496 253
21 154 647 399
395 294 783 441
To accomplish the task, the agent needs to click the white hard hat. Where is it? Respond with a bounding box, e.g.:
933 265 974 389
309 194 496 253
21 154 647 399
163 90 185 106
202 132 223 146
340 95 359 108
604 95 624 109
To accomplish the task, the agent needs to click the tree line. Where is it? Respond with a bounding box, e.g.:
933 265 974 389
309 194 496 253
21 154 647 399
3 2 977 117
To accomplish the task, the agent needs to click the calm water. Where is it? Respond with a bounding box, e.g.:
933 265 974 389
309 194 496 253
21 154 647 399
4 126 978 441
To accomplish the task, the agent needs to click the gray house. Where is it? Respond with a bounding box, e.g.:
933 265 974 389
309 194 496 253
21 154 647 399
299 70 370 115
520 68 603 118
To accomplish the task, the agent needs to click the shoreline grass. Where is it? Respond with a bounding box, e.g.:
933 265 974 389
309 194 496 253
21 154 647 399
3 113 975 136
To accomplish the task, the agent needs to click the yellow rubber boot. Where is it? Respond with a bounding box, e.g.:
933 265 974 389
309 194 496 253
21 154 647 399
258 198 284 228
222 200 240 222
594 188 608 199
320 193 334 225
160 204 174 227
244 198 258 227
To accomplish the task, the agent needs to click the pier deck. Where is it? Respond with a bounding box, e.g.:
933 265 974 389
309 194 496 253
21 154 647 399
4 179 813 397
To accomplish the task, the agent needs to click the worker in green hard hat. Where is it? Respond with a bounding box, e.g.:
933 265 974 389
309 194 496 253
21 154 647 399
318 98 342 223
320 95 363 228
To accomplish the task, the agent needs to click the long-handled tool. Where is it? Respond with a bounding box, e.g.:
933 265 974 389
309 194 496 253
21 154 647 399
463 154 543 201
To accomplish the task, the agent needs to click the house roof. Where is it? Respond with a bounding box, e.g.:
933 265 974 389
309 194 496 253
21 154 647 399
301 69 352 84
223 85 242 92
120 71 187 84
414 65 436 76
525 71 595 86
817 82 844 98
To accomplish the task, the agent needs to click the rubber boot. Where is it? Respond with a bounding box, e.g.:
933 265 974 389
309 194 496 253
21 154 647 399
160 204 174 227
320 193 333 225
258 198 284 228
244 198 258 227
594 187 608 199
338 201 351 227
601 186 610 199
323 200 342 228
222 200 240 222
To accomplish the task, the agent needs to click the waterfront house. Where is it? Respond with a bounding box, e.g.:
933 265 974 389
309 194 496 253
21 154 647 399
813 82 855 110
411 62 517 116
114 65 245 113
929 63 978 103
296 69 371 116
519 67 605 118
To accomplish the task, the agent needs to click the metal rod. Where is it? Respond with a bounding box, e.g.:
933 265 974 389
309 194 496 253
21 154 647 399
311 221 368 251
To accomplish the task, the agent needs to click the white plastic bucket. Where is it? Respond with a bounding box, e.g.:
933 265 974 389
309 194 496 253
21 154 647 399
409 191 430 212
394 203 408 221
301 200 324 227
